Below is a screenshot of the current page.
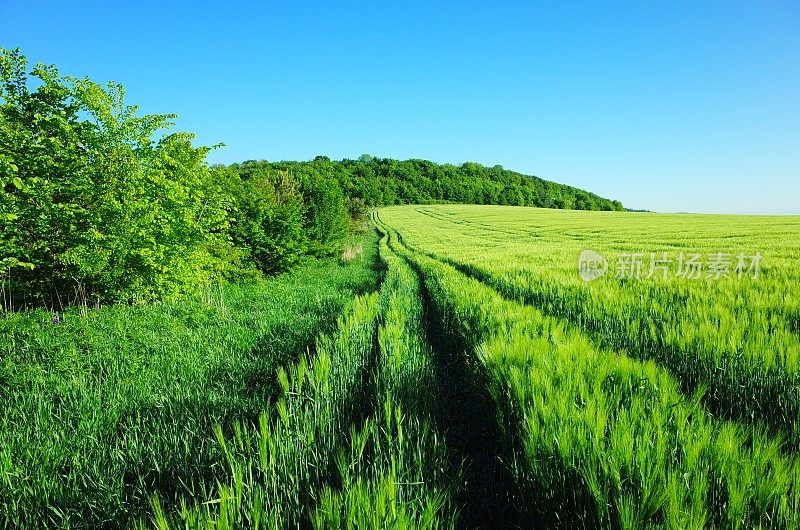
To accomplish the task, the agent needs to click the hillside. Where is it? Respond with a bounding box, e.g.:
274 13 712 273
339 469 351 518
229 156 624 211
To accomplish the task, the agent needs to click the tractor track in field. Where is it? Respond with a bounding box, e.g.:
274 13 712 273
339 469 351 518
373 207 800 528
413 206 537 239
404 251 532 529
375 214 535 529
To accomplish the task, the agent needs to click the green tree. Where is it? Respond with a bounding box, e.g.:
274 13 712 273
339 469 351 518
229 167 308 276
0 48 232 308
299 172 349 256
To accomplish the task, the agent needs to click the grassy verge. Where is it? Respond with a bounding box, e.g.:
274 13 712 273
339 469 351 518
0 230 381 529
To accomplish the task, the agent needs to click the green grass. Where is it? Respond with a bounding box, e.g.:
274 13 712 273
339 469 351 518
377 206 800 528
0 231 381 529
148 225 459 529
6 204 800 529
143 224 460 529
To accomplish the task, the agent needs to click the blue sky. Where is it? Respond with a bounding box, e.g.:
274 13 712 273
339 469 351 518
3 1 798 214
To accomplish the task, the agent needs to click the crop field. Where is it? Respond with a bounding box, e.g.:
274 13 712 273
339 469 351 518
374 204 800 528
3 205 800 529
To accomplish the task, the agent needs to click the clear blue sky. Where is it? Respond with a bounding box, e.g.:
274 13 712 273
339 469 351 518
3 1 799 214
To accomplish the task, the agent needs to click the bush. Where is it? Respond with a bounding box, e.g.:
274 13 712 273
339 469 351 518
228 165 308 276
0 48 233 309
228 160 352 275
300 172 349 256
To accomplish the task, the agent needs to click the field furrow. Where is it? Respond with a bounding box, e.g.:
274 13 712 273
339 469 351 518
378 222 534 528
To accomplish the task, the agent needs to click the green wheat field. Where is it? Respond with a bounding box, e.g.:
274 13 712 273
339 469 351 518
3 205 800 529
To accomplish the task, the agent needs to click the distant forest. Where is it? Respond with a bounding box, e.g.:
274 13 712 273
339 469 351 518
231 156 624 212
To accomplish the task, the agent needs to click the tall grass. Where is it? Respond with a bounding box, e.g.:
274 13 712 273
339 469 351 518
147 229 458 528
0 231 381 529
147 291 383 528
311 229 458 528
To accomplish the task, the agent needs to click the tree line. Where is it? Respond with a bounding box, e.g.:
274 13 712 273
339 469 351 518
1 48 622 310
246 155 623 212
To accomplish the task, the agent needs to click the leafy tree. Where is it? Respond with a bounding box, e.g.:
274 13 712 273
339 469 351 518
229 159 352 266
228 165 308 276
0 48 232 308
299 172 349 256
